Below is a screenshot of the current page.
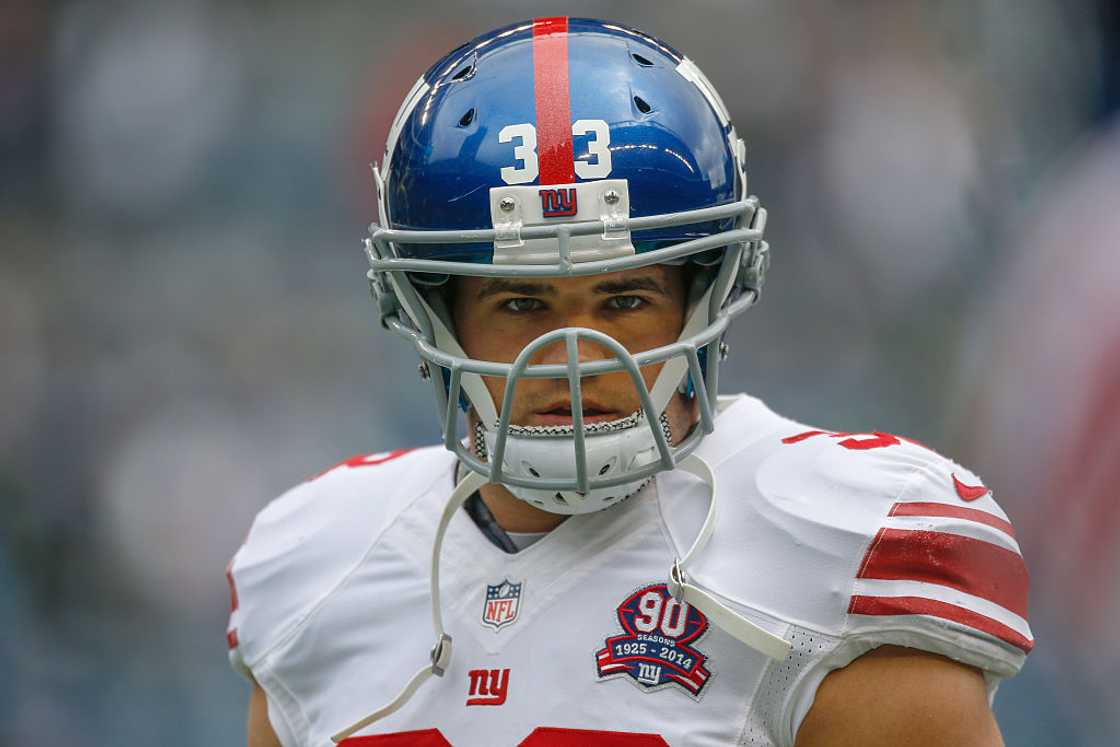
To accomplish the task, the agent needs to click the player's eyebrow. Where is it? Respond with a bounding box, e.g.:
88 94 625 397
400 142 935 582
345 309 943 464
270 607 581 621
475 274 671 300
591 275 671 297
476 279 557 300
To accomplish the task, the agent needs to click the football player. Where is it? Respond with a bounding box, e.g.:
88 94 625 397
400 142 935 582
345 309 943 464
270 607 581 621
227 18 1031 747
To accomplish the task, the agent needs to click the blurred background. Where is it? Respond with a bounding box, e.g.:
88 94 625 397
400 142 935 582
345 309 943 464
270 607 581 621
1 1 1117 744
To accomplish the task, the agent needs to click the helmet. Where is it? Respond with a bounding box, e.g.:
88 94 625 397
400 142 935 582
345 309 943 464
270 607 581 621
365 17 770 513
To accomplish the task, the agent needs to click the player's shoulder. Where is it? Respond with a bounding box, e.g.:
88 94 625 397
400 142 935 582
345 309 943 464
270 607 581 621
758 421 1002 523
225 444 454 674
705 395 1013 531
688 395 1032 676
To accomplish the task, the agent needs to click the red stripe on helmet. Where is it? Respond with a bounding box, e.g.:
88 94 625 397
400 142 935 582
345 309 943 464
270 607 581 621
532 17 575 184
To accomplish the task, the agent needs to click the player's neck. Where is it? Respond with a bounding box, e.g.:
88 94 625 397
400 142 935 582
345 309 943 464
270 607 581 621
478 482 568 533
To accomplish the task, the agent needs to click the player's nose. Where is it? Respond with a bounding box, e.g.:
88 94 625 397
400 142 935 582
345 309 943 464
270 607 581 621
533 334 616 368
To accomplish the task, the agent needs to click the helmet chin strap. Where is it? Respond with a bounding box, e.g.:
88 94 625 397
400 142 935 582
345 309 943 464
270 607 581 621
647 281 716 413
330 454 790 742
668 456 792 661
331 469 485 744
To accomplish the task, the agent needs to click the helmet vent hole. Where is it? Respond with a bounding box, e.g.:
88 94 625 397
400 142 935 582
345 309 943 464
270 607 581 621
633 96 652 114
527 466 540 477
598 463 611 476
458 108 475 127
630 52 654 67
451 61 476 81
554 492 567 505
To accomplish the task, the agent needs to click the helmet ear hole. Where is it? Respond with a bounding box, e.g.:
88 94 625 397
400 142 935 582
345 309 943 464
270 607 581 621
633 96 652 114
457 108 476 127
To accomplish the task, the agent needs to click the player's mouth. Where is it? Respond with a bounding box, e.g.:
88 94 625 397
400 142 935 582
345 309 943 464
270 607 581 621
532 400 621 426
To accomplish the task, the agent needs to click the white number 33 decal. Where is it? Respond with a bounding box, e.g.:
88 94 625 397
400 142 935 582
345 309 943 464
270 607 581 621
498 119 612 184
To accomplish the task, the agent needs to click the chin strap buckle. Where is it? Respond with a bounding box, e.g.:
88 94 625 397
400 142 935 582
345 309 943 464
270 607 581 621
668 558 686 602
430 633 453 677
740 240 770 296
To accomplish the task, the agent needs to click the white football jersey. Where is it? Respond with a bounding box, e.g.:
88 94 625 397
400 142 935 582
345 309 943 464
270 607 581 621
226 395 1032 747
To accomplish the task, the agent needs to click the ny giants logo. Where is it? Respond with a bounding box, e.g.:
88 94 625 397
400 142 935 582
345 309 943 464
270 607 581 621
466 667 510 706
539 187 578 217
595 583 712 698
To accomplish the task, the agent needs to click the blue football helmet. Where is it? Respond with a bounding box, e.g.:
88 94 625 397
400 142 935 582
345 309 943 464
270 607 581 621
365 16 770 514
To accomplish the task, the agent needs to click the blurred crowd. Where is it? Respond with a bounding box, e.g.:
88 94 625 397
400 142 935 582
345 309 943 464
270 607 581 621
1 1 1117 745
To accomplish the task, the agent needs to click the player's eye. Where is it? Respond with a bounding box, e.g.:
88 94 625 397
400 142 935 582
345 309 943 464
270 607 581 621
501 297 546 313
605 295 647 311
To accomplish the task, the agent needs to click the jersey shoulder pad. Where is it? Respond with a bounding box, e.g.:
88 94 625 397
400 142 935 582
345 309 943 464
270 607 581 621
766 428 1033 675
225 445 453 677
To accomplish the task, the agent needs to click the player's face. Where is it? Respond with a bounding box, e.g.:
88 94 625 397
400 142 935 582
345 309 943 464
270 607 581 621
453 265 689 428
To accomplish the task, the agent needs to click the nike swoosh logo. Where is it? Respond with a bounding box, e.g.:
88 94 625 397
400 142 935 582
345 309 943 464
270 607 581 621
952 473 989 502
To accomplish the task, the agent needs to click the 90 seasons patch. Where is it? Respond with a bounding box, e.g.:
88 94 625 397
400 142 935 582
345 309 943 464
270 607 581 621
595 583 712 697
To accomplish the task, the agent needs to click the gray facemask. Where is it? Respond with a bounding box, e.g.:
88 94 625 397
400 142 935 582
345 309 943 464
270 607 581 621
364 186 771 512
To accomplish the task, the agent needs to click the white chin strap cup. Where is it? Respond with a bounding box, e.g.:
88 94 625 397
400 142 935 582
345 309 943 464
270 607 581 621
331 454 791 742
481 413 665 515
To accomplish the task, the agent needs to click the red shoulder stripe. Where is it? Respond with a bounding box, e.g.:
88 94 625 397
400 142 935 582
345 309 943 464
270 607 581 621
849 594 1034 653
339 730 452 746
889 501 1016 538
857 528 1029 619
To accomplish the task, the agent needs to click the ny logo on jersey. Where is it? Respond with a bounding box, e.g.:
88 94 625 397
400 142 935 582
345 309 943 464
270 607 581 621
466 668 510 706
482 579 523 631
539 187 577 217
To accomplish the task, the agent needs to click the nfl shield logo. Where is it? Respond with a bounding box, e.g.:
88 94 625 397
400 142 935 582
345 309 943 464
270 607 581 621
482 579 523 631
